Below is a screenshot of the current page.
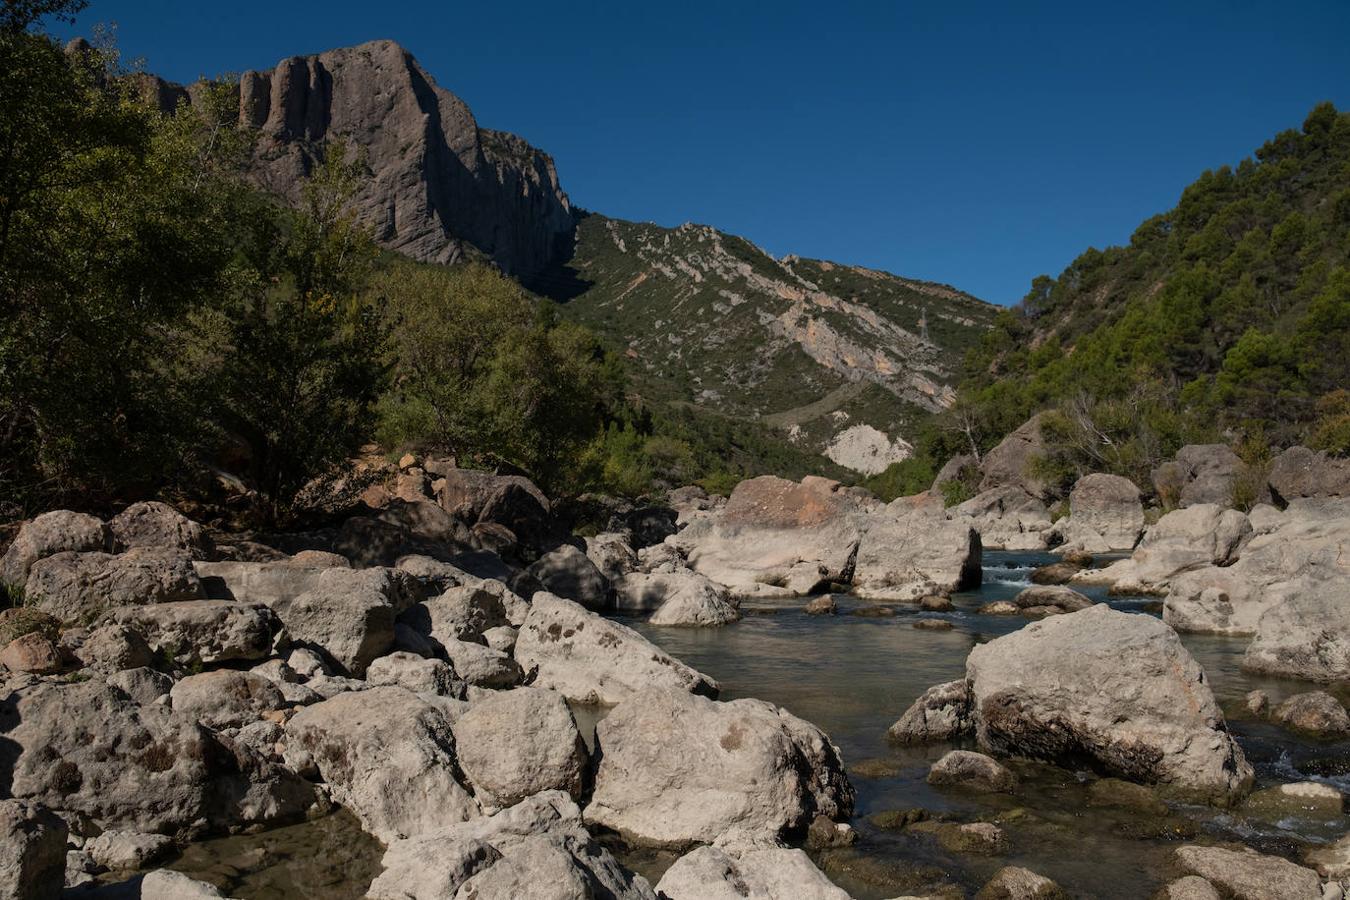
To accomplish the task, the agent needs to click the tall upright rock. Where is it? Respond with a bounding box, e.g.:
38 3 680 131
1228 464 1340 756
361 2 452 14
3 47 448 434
161 40 574 277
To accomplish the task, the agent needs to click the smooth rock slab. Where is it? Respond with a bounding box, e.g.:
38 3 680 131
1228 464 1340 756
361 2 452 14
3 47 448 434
451 687 588 808
656 845 849 900
514 592 718 705
586 687 854 848
283 686 479 842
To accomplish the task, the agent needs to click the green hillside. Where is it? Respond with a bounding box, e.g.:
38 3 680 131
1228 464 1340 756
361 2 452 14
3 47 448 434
542 212 999 473
918 102 1350 493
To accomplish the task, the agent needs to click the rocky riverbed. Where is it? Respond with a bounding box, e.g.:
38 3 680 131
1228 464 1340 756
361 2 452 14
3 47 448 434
1 456 1348 899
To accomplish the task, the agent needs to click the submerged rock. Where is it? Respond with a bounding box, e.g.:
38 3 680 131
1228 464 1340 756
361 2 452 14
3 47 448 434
585 687 854 848
1173 845 1322 900
514 592 718 705
1269 691 1350 736
927 750 1017 793
888 679 973 744
975 865 1066 899
963 605 1252 804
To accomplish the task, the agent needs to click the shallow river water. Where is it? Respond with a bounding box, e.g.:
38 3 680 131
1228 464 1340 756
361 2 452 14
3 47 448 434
169 552 1350 898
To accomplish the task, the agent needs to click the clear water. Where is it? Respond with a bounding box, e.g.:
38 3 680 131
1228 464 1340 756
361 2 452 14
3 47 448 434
166 552 1350 898
621 551 1350 898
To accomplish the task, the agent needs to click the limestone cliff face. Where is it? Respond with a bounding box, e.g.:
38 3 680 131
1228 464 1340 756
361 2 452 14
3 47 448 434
160 40 572 277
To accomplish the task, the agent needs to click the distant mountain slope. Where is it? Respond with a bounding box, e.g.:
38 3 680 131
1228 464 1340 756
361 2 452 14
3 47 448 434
546 212 999 473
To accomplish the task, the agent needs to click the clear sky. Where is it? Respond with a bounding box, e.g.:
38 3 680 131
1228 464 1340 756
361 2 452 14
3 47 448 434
57 1 1350 305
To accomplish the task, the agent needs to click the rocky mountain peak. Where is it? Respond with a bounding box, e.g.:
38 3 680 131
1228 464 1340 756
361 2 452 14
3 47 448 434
142 39 572 278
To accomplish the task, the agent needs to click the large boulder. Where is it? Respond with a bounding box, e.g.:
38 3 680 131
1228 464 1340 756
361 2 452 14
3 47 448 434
256 567 421 676
442 639 522 689
1152 444 1245 508
0 633 63 674
398 582 523 649
979 413 1052 497
681 476 868 597
169 670 287 730
526 544 609 610
108 501 213 557
1242 574 1350 682
963 605 1253 804
585 687 854 847
585 532 637 581
23 548 204 624
0 799 67 900
514 593 718 705
1268 445 1350 503
1078 504 1250 595
367 791 656 900
451 687 588 808
1055 473 1145 553
367 651 464 697
0 510 109 589
0 679 314 838
437 469 556 550
283 686 479 842
852 494 982 601
110 600 279 666
615 571 740 626
656 845 848 900
947 486 1054 551
1165 498 1350 635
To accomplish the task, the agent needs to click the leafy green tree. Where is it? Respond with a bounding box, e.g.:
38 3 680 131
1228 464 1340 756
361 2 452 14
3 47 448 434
0 23 237 511
206 145 387 522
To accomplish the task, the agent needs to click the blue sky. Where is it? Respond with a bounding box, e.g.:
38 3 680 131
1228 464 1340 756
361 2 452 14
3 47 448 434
58 1 1350 305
